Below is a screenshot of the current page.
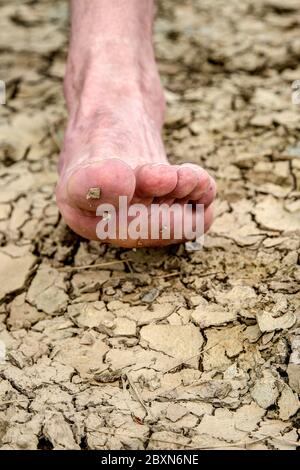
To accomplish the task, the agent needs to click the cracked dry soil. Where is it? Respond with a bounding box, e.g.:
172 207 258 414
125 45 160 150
0 0 300 451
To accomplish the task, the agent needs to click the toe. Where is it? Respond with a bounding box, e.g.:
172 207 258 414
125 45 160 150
169 166 199 199
135 163 178 198
189 169 211 201
204 203 214 232
58 203 100 241
195 176 217 207
64 158 136 212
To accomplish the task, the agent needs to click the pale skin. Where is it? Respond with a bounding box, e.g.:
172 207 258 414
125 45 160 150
56 0 217 248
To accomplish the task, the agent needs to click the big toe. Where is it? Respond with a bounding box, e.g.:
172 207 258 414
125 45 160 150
59 158 136 212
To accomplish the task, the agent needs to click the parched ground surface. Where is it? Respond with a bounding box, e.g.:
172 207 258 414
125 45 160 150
0 0 300 450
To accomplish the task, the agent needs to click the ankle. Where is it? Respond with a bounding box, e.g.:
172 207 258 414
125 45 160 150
64 40 165 123
66 35 156 89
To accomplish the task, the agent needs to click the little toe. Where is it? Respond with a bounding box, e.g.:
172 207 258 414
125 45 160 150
196 176 217 206
188 169 211 201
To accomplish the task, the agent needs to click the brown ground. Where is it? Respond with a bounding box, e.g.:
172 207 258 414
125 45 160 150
0 0 300 450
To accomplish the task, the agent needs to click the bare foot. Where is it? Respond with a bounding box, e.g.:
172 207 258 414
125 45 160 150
56 0 216 248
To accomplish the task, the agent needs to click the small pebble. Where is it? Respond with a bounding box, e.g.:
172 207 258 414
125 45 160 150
86 187 101 199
